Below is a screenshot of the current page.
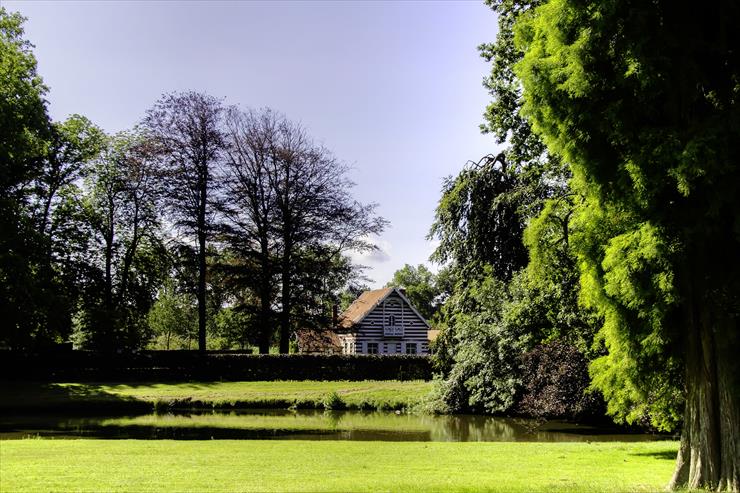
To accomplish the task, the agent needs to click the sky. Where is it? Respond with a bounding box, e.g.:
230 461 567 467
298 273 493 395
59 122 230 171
5 0 500 287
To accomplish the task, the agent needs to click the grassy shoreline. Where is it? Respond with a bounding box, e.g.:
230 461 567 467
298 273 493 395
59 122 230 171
0 439 678 493
0 380 432 414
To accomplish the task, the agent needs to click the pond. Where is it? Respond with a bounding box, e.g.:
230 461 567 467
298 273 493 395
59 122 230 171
0 409 669 441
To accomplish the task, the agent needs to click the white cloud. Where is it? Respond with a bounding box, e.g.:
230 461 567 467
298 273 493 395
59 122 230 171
349 238 392 266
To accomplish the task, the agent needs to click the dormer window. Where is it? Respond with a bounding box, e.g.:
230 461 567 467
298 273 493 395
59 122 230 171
383 300 403 337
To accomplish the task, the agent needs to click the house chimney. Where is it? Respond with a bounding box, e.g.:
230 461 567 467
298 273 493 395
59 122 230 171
332 304 339 327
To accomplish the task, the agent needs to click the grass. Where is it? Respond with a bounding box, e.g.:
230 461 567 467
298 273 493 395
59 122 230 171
0 439 678 493
0 380 432 413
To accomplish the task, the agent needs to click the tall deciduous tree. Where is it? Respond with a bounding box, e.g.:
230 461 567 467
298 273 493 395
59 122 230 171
78 131 166 349
0 8 52 348
144 92 226 352
265 116 386 353
517 1 740 489
221 108 280 353
224 108 386 353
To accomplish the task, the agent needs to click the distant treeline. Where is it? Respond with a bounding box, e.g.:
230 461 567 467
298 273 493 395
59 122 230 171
1 10 386 354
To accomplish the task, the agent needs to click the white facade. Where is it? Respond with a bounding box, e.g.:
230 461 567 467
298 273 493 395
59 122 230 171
337 288 431 356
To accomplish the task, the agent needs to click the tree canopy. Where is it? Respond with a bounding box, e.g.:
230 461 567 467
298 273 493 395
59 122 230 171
516 0 740 489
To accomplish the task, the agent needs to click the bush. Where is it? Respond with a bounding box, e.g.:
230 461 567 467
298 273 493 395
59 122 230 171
0 351 431 382
322 391 346 410
516 340 604 420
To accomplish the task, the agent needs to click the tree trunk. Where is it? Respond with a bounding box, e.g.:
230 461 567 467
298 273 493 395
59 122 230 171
669 273 739 491
104 223 114 311
258 238 271 355
279 263 291 354
258 292 271 354
197 228 207 353
197 169 208 352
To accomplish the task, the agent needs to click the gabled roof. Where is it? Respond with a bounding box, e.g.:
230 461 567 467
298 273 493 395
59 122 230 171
338 287 431 330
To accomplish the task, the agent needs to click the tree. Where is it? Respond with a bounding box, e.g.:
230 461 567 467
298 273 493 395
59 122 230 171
148 279 197 350
221 108 280 353
429 155 531 282
428 0 601 418
0 8 53 348
224 107 387 353
143 91 226 352
77 130 166 349
385 264 439 320
516 1 740 489
33 115 105 240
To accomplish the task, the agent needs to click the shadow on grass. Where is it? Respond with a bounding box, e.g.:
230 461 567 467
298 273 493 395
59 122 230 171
0 381 154 416
630 449 677 460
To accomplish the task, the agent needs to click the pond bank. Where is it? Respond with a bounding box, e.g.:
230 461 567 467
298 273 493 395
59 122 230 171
0 380 432 414
0 408 672 442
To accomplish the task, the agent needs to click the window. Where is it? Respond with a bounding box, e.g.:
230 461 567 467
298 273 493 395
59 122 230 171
405 343 417 354
367 343 378 354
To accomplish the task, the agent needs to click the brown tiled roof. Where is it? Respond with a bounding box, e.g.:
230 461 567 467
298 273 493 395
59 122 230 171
337 287 393 330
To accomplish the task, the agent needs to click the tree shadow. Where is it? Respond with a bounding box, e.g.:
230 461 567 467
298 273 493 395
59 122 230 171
630 450 677 460
0 381 151 416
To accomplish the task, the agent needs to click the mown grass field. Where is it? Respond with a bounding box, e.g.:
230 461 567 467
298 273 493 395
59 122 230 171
0 439 678 493
0 380 432 413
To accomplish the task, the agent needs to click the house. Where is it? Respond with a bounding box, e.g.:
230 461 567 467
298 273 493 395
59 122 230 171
335 287 432 355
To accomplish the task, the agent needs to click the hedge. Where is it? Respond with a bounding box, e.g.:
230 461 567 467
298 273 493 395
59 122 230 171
0 351 432 382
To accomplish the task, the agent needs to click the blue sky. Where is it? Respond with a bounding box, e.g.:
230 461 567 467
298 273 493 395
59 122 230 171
7 0 500 287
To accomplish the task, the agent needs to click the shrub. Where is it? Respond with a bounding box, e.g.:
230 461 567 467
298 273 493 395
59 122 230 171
0 351 432 382
516 340 604 420
322 392 346 410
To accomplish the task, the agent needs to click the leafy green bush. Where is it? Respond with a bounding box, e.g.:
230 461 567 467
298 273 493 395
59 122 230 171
322 391 346 410
516 340 604 420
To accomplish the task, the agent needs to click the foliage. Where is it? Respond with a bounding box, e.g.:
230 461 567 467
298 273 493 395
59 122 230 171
1 351 432 382
429 158 531 282
222 107 387 353
429 0 599 420
385 264 440 320
0 8 51 349
516 340 603 420
148 280 197 350
516 0 740 488
322 391 346 410
74 131 168 350
144 91 227 351
433 272 529 414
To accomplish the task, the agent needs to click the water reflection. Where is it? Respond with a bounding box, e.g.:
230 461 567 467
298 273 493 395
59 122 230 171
0 409 668 442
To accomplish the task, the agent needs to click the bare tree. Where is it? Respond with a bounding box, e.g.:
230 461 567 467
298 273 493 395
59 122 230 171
224 108 387 353
143 92 225 352
220 108 280 353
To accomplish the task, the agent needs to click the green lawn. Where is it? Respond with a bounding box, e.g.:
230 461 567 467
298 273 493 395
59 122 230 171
0 380 432 413
0 440 678 493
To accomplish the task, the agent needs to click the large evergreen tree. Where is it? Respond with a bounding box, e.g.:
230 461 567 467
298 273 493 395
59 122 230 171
517 1 740 489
